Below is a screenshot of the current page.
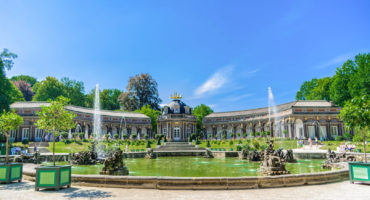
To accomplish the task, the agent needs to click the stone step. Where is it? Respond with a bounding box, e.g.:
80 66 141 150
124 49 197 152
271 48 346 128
27 147 50 153
30 142 50 147
157 146 201 150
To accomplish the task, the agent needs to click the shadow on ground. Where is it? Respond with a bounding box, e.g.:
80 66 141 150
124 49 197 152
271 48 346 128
38 187 113 199
0 182 34 191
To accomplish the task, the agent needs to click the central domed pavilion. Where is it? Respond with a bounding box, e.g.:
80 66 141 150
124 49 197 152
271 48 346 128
157 92 197 142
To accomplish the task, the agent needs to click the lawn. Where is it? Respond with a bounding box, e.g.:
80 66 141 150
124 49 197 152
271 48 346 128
47 140 157 153
48 141 90 153
197 138 298 151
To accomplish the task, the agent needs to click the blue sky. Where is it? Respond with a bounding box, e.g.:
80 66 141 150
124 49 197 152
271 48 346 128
1 0 369 112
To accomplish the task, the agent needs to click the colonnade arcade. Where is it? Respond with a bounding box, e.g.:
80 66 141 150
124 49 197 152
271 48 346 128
72 121 152 140
203 115 344 140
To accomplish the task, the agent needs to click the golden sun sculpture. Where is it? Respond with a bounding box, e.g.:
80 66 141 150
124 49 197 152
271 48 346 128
170 92 183 100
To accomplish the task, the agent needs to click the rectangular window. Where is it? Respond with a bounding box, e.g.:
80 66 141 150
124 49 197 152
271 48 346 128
163 128 167 136
10 130 16 138
331 126 338 137
308 126 315 139
187 128 191 137
174 127 180 138
22 128 30 140
319 126 327 139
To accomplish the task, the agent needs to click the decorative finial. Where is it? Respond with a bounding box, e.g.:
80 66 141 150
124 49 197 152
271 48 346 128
170 92 183 100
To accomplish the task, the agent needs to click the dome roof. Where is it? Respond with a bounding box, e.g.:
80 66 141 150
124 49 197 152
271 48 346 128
162 99 192 115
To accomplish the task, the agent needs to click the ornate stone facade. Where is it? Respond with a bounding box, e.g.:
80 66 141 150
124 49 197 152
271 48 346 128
157 93 197 142
203 100 347 139
9 102 151 142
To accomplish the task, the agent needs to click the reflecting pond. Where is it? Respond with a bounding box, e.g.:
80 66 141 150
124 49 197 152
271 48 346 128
46 157 331 177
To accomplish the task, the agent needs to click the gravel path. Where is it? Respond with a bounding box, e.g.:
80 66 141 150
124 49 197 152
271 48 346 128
0 180 369 200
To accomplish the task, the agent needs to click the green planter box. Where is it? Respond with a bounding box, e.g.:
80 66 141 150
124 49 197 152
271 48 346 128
0 163 23 183
349 162 370 184
35 165 71 191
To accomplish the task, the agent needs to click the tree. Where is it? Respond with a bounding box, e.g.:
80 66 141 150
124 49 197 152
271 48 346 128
33 76 65 101
10 75 37 87
85 88 121 110
0 110 23 164
193 104 214 133
9 80 25 103
119 73 162 111
100 89 121 110
61 77 86 107
135 104 161 133
12 80 34 101
329 60 356 106
340 95 370 163
0 49 18 111
309 77 332 101
348 53 370 98
35 97 76 166
296 78 318 100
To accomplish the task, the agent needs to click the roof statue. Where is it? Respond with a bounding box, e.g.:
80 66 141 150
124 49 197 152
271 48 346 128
170 92 183 100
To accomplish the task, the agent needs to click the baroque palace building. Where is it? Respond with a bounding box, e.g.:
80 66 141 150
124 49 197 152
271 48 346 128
157 93 197 142
8 99 347 142
203 100 345 140
8 102 151 142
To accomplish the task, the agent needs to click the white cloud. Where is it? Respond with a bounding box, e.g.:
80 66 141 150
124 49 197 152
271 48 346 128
208 104 216 109
222 93 254 102
194 65 234 98
315 53 353 69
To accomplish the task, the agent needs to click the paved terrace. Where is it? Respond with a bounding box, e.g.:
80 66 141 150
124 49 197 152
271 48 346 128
0 180 369 200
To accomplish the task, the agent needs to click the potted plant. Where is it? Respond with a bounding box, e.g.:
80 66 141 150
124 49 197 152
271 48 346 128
283 130 288 137
34 97 76 191
0 110 23 184
340 95 370 184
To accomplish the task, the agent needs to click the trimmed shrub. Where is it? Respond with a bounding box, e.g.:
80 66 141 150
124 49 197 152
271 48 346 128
22 139 29 145
64 139 72 144
236 145 242 151
252 140 260 150
335 136 344 141
206 140 211 147
229 140 234 146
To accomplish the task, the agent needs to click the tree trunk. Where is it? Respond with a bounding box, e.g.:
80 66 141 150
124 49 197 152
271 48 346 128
363 129 367 163
5 133 9 164
53 132 56 166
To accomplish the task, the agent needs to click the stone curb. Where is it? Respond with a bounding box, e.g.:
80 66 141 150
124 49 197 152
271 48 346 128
22 165 349 190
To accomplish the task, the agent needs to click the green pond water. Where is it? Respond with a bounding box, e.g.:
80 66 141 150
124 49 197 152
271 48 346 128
46 157 331 177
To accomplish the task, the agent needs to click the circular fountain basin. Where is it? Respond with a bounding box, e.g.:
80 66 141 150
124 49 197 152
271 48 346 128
24 156 348 190
45 157 331 177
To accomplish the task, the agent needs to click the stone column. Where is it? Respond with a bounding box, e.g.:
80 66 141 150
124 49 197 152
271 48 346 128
315 121 319 138
326 123 331 139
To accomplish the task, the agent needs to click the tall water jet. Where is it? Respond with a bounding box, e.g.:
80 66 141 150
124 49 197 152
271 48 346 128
93 84 102 140
268 87 282 137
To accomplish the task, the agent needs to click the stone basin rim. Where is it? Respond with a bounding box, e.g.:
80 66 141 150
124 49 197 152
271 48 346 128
22 163 349 190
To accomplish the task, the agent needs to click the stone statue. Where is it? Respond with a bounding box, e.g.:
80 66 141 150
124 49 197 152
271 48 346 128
70 141 99 165
248 150 262 161
145 148 157 159
70 151 97 165
100 149 129 175
259 140 290 176
34 151 41 164
239 149 249 160
322 148 356 169
275 148 296 163
203 148 214 158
